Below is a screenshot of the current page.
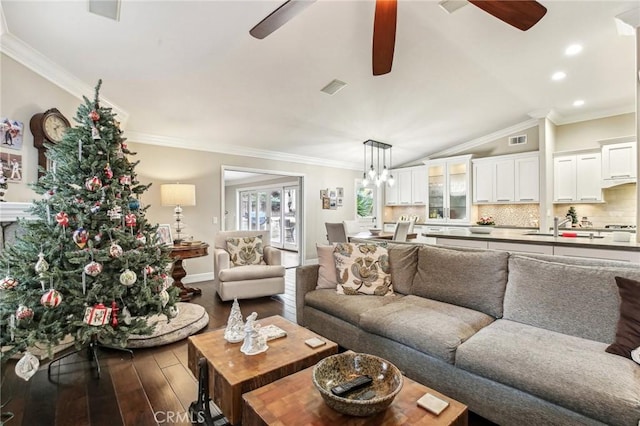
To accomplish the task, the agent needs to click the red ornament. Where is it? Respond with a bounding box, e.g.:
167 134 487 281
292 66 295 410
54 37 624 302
85 176 103 191
104 163 113 179
41 289 62 308
83 303 111 326
111 301 119 328
119 175 132 186
88 110 100 122
55 211 69 227
124 213 137 228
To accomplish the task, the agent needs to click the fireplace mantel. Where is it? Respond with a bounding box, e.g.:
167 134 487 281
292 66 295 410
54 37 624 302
0 202 35 222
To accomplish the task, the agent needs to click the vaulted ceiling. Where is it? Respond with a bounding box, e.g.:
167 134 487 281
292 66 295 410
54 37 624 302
1 1 636 170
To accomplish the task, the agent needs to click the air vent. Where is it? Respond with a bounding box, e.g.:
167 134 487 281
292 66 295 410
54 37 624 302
509 135 527 146
320 79 347 95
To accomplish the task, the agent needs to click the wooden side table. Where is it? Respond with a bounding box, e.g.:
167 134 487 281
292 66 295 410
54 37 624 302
169 242 209 301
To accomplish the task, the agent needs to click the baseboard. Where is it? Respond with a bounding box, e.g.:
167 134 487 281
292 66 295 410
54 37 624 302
182 272 215 284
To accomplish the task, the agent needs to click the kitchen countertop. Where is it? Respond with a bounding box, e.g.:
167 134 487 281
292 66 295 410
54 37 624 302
421 228 640 252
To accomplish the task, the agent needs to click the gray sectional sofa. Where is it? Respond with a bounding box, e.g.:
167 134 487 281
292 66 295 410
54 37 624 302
295 243 640 426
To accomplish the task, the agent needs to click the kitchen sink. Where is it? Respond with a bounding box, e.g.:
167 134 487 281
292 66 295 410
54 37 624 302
523 231 604 239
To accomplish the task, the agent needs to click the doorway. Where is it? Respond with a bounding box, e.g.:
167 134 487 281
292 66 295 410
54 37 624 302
222 167 304 268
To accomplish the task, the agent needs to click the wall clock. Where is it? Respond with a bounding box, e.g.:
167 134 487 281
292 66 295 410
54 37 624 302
30 108 70 178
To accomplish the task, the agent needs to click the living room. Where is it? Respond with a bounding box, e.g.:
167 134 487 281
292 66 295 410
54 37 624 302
1 1 639 425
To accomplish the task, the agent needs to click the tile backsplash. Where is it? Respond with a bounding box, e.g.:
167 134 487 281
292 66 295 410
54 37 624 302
553 183 636 228
477 204 540 227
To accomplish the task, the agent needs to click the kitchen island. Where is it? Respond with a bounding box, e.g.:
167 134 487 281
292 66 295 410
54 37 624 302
421 228 640 262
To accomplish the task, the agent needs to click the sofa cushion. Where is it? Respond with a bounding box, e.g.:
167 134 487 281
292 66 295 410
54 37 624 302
333 243 393 296
606 276 640 360
218 264 285 281
359 295 494 364
387 243 419 295
304 289 403 326
226 236 266 266
503 255 640 343
411 245 508 318
316 244 338 289
456 319 640 426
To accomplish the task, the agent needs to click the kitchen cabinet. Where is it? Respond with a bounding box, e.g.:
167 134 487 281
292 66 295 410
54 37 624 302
385 166 426 205
553 246 640 263
601 140 636 187
553 151 602 202
425 155 472 224
472 152 539 204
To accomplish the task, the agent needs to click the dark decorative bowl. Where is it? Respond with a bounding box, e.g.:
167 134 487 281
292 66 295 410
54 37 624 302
312 352 403 416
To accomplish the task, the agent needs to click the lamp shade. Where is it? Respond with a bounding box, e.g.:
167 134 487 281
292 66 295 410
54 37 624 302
160 184 196 207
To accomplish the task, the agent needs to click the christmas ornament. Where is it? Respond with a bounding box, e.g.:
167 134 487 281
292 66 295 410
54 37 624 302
120 269 137 286
85 176 103 191
15 352 39 381
107 205 122 220
83 303 112 326
35 252 49 274
94 232 103 243
72 227 89 249
128 198 140 211
69 183 82 190
159 289 170 307
111 301 119 328
89 109 100 121
55 211 69 227
119 175 132 186
0 275 18 290
109 242 123 258
162 273 172 291
90 201 101 213
135 232 147 245
168 305 179 318
124 213 137 228
91 125 101 140
84 261 103 277
15 305 34 320
121 305 132 325
41 289 62 308
43 188 55 200
104 163 113 179
224 298 245 343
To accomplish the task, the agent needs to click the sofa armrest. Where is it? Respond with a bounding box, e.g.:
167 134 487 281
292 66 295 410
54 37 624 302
295 264 319 326
263 246 282 266
214 248 230 274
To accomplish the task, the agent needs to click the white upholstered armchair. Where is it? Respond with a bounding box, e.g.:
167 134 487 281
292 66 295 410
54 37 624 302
213 230 285 301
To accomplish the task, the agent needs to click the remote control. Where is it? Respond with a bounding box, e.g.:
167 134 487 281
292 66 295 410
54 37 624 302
331 375 373 397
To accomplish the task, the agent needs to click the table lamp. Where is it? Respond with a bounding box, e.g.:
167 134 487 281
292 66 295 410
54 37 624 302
161 183 196 244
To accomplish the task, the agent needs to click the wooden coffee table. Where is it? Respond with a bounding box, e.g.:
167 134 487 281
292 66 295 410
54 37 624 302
242 365 468 426
187 315 338 425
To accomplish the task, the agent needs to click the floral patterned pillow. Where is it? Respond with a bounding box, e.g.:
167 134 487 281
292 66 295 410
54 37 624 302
333 243 393 296
226 236 266 267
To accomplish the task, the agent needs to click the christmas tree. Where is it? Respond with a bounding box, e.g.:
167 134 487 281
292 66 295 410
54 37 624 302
0 80 178 365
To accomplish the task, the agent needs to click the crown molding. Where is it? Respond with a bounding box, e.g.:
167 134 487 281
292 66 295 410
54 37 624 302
551 104 635 126
422 117 540 160
127 131 360 171
0 32 130 125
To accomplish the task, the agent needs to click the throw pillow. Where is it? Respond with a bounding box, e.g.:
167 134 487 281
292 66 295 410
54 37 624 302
316 244 338 289
606 276 640 360
226 236 266 267
333 243 393 296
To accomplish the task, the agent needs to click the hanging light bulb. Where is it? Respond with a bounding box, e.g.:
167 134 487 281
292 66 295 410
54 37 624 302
362 140 393 187
388 173 395 187
362 172 370 187
381 166 389 181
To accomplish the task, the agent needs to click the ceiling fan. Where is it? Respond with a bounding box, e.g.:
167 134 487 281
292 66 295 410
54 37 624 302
250 0 547 76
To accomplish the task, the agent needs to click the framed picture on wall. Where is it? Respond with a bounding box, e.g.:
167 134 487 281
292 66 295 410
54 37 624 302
156 224 173 246
320 189 328 199
0 152 22 182
0 118 24 150
336 187 344 198
330 197 337 209
322 197 330 209
337 197 343 206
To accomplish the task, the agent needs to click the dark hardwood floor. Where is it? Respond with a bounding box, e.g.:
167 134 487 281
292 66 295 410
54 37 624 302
1 268 495 425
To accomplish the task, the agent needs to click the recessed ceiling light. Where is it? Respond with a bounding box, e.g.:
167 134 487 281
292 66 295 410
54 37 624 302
565 44 583 56
573 100 585 107
551 71 567 81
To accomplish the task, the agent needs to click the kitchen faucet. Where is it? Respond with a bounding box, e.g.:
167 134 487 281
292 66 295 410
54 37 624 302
553 216 572 237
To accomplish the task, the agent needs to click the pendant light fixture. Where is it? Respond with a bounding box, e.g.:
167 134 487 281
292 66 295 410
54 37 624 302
362 140 394 187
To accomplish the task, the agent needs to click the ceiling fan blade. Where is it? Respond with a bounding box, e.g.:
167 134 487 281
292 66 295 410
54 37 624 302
468 0 547 31
372 0 397 76
250 0 317 39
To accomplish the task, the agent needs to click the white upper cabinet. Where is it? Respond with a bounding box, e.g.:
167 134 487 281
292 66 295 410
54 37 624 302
553 150 602 202
425 155 472 224
385 166 427 205
601 140 636 187
472 152 539 204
